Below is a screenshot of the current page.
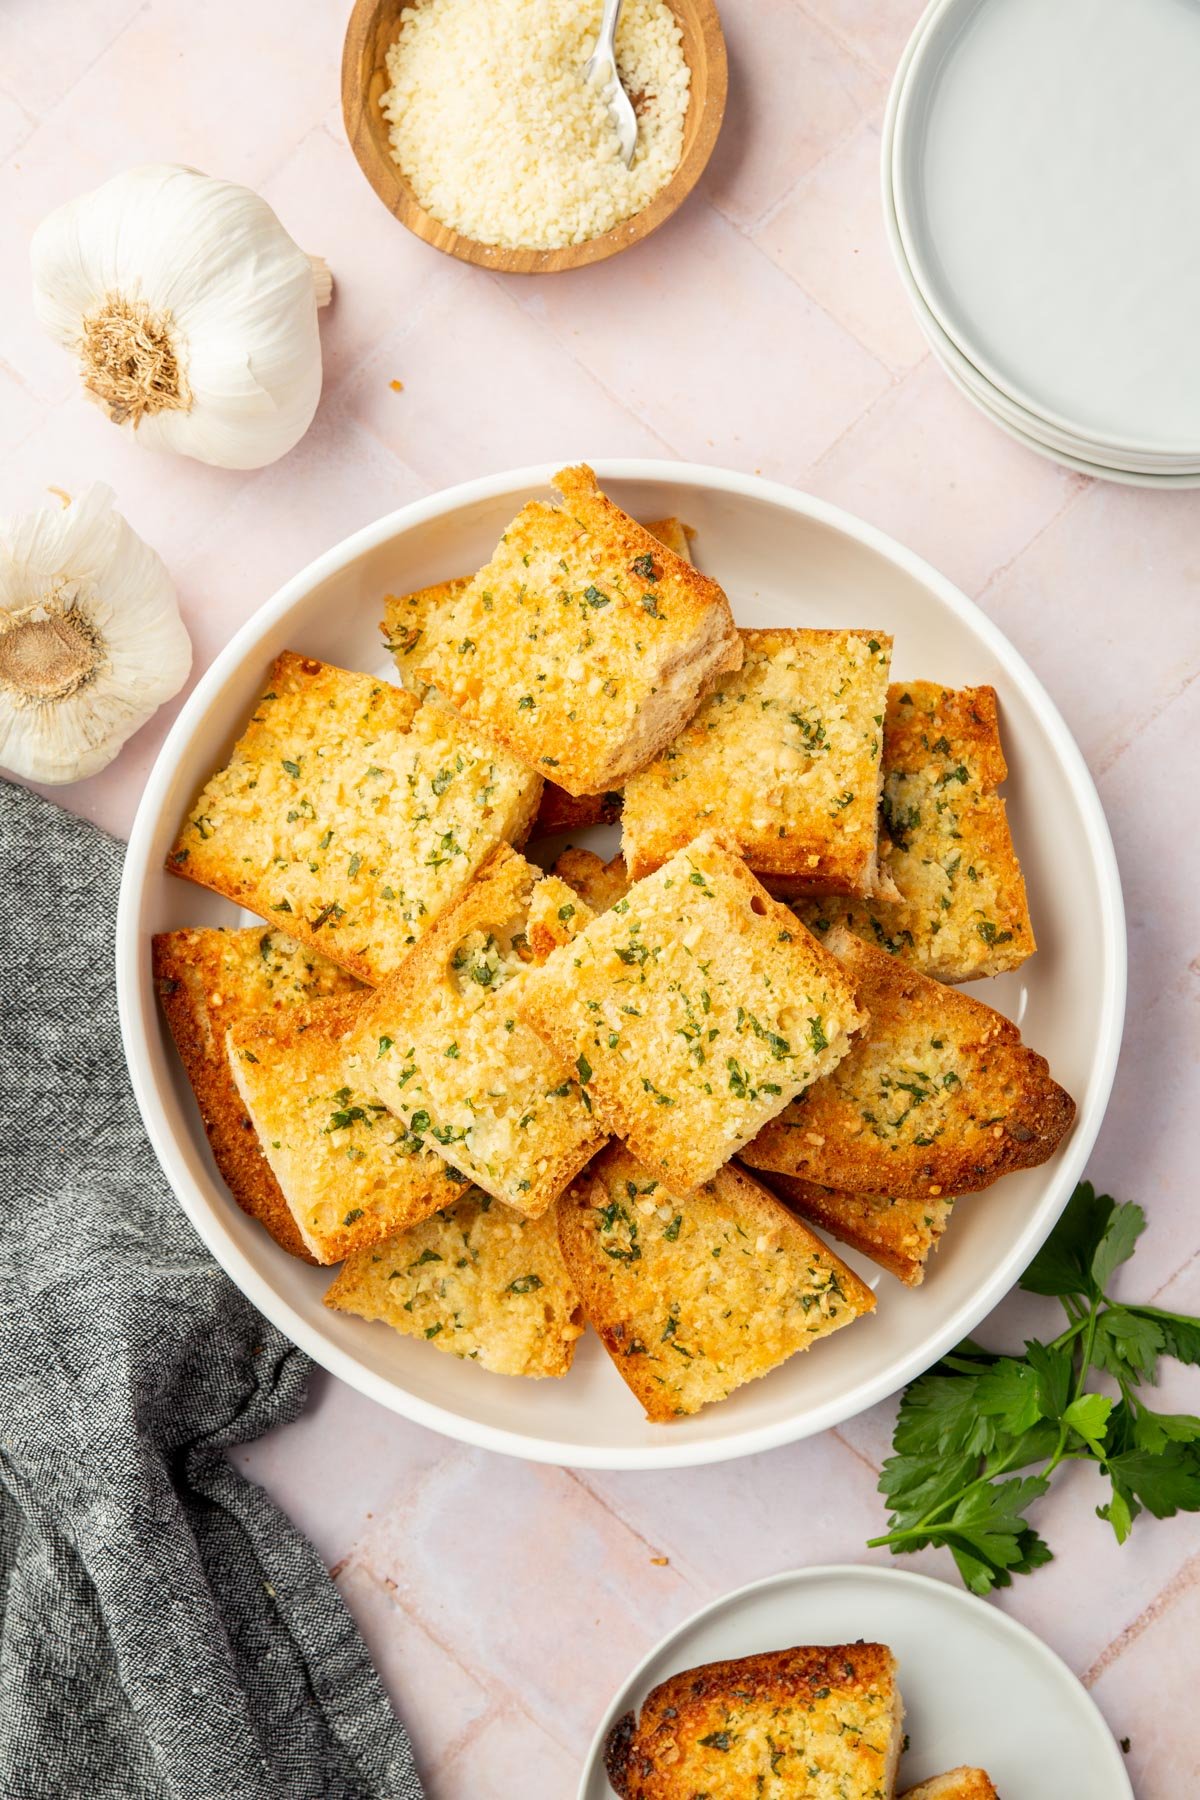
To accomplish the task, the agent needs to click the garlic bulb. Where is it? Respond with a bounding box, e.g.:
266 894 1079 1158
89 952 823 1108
0 485 191 784
31 165 331 471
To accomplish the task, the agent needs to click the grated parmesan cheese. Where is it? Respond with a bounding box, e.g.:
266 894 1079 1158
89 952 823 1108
382 0 691 250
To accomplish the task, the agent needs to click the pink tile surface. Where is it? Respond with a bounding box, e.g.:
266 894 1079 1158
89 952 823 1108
2 2 1198 1794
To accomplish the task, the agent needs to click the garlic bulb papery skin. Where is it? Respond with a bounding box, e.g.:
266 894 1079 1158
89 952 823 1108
0 485 191 784
31 165 331 471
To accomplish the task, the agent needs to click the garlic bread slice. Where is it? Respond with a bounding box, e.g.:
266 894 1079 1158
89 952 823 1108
558 1147 874 1421
744 927 1074 1200
517 832 864 1194
228 993 467 1264
412 466 740 796
604 1643 902 1796
325 1188 583 1377
168 651 542 984
152 925 362 1261
795 681 1034 981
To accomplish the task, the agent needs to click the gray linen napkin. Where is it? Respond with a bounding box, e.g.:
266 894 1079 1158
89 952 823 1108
0 778 424 1800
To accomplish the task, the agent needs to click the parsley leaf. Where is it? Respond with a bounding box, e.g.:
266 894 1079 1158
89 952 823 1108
867 1181 1200 1589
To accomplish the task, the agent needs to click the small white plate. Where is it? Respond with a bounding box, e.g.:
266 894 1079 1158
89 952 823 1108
577 1565 1134 1798
883 4 1200 486
892 0 1200 460
117 460 1125 1470
932 333 1200 490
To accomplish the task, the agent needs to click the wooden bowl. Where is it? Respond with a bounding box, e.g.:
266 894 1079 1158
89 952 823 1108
341 0 728 274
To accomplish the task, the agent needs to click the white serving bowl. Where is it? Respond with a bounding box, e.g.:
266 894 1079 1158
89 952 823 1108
117 461 1125 1470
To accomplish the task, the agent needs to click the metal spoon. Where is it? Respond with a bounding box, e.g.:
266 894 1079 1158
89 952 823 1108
583 0 638 167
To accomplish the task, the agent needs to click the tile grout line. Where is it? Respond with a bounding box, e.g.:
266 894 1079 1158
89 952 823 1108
479 268 688 462
831 1423 884 1479
791 0 895 86
564 1466 711 1596
334 1559 499 1770
1081 1549 1200 1688
1093 662 1200 780
1149 1241 1200 1304
974 475 1093 603
699 192 897 398
0 0 154 165
336 1551 581 1763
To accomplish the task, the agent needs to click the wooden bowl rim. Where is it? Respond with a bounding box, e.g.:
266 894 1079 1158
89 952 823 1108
340 0 728 275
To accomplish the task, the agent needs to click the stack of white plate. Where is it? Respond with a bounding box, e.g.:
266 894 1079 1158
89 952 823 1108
884 0 1200 488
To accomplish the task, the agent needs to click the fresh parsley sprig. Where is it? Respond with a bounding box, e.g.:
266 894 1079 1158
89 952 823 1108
867 1182 1200 1594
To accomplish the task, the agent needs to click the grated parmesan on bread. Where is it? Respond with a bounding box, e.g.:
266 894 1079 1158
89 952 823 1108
622 628 894 896
382 516 692 723
411 466 741 795
324 1188 584 1378
167 652 542 984
749 1165 955 1287
604 1642 903 1797
558 1148 874 1420
551 846 631 914
349 846 607 1215
382 576 471 693
795 682 1034 981
901 1771 999 1800
516 831 865 1194
152 926 363 1261
228 993 468 1263
743 926 1074 1199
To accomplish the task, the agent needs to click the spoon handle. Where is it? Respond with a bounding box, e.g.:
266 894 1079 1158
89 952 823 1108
593 0 624 61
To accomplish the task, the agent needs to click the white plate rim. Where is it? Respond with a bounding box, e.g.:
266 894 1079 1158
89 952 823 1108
575 1562 1136 1798
890 0 1200 461
116 457 1127 1470
882 9 1200 488
930 333 1200 489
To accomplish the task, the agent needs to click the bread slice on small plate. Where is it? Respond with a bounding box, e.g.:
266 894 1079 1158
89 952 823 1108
558 1147 874 1420
325 1188 584 1378
351 846 606 1215
167 651 542 984
152 926 363 1260
795 681 1034 982
622 627 894 897
604 1642 903 1796
551 846 631 915
517 831 865 1194
228 993 468 1264
743 926 1074 1200
411 466 740 796
751 1165 955 1287
901 1770 999 1799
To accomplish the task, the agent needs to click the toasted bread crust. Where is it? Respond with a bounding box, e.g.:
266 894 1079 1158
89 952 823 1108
517 832 865 1193
749 1165 954 1286
228 993 467 1263
743 927 1074 1198
605 1643 902 1797
167 652 542 984
551 847 631 914
795 682 1034 981
533 782 623 835
350 846 607 1215
558 1149 874 1420
622 628 893 895
152 927 363 1260
412 466 741 795
324 1189 584 1377
901 1770 999 1800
